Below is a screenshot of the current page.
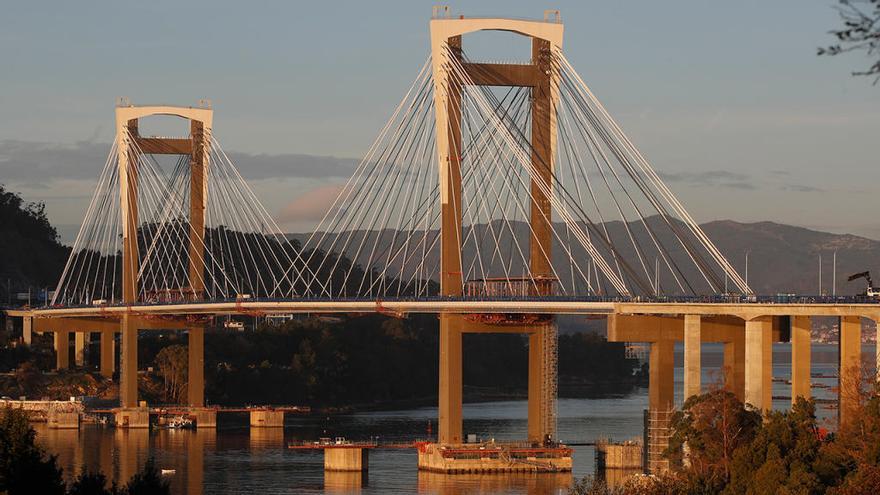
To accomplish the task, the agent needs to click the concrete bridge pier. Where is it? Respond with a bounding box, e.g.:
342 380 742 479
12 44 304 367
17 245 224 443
188 327 205 408
722 330 745 402
744 317 773 413
250 409 284 427
325 447 369 472
791 316 811 404
191 408 216 428
48 410 80 429
839 316 862 426
74 332 88 367
683 315 701 399
438 314 462 445
54 330 69 370
100 330 115 377
648 338 675 412
22 316 32 345
120 315 138 409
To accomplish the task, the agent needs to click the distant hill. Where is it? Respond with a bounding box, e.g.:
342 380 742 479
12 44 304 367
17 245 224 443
0 186 70 302
289 217 880 297
700 220 880 296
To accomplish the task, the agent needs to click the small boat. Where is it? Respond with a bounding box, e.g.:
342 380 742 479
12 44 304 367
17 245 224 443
162 415 195 430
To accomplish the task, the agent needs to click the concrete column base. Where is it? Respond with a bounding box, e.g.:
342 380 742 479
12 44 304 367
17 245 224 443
249 410 284 428
324 447 369 472
114 408 150 429
47 411 80 429
191 408 217 428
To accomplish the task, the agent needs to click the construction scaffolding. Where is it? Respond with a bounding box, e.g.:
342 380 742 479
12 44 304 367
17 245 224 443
543 322 558 440
643 407 674 474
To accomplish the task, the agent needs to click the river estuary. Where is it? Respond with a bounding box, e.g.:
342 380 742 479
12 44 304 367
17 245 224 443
34 344 869 494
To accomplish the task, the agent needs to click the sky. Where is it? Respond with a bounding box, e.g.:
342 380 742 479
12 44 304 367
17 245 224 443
1 1 879 242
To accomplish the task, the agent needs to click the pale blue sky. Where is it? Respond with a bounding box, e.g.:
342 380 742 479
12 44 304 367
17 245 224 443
1 1 878 240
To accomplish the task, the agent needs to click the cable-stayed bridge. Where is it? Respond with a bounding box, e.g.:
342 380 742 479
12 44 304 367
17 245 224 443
6 10 879 474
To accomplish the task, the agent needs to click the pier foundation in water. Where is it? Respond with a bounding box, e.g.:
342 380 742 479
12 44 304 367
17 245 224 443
416 442 572 474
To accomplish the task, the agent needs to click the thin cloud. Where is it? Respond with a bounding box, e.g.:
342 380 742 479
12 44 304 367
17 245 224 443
781 184 825 193
659 170 756 190
0 140 359 187
278 183 346 225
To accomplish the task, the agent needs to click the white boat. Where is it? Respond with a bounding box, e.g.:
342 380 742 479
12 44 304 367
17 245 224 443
163 415 194 430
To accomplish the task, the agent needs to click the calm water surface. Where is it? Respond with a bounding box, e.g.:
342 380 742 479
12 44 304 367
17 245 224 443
34 344 872 494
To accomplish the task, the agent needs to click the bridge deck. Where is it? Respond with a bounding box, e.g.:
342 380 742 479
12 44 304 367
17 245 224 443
6 296 880 320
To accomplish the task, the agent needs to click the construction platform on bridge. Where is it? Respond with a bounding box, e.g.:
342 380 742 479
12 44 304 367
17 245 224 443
416 442 573 474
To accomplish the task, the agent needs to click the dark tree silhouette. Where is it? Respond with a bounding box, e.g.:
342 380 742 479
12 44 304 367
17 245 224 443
819 0 880 83
0 407 65 495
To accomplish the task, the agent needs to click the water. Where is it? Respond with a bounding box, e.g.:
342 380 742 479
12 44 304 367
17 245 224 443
34 344 873 494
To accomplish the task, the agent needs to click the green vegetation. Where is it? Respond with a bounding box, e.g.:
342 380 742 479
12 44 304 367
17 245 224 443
571 384 880 494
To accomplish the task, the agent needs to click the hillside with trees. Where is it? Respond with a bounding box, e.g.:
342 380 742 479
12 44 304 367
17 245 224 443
0 185 69 303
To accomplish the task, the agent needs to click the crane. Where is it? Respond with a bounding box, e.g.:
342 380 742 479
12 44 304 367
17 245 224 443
846 271 880 297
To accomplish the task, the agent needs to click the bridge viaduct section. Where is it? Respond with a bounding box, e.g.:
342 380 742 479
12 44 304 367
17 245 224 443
609 305 880 473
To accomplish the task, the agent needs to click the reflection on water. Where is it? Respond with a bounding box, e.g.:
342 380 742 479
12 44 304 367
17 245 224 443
32 344 871 494
417 472 572 495
324 471 368 493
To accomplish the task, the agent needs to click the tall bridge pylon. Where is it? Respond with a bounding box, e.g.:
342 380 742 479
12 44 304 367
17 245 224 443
430 12 565 445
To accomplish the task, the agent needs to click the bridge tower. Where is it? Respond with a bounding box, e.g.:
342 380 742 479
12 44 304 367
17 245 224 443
430 11 564 447
115 102 212 410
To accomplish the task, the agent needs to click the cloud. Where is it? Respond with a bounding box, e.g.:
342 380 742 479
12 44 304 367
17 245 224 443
277 183 346 225
225 151 358 180
0 140 359 188
780 184 825 193
658 170 756 190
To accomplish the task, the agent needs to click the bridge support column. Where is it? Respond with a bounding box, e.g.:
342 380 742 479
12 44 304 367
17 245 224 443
745 317 772 413
188 327 205 408
22 317 32 345
723 329 745 402
74 332 88 367
683 315 701 400
528 323 556 443
791 316 811 403
649 339 675 412
100 330 115 378
438 314 462 445
120 315 139 408
839 316 862 427
54 330 69 370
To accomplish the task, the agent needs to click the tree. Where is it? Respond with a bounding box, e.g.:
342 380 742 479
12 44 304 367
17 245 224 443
14 360 42 396
727 398 824 494
819 0 880 83
154 345 188 403
68 468 117 495
666 390 761 487
122 457 170 495
0 406 65 495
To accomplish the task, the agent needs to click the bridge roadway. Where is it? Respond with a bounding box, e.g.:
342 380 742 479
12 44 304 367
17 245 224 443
8 295 880 320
